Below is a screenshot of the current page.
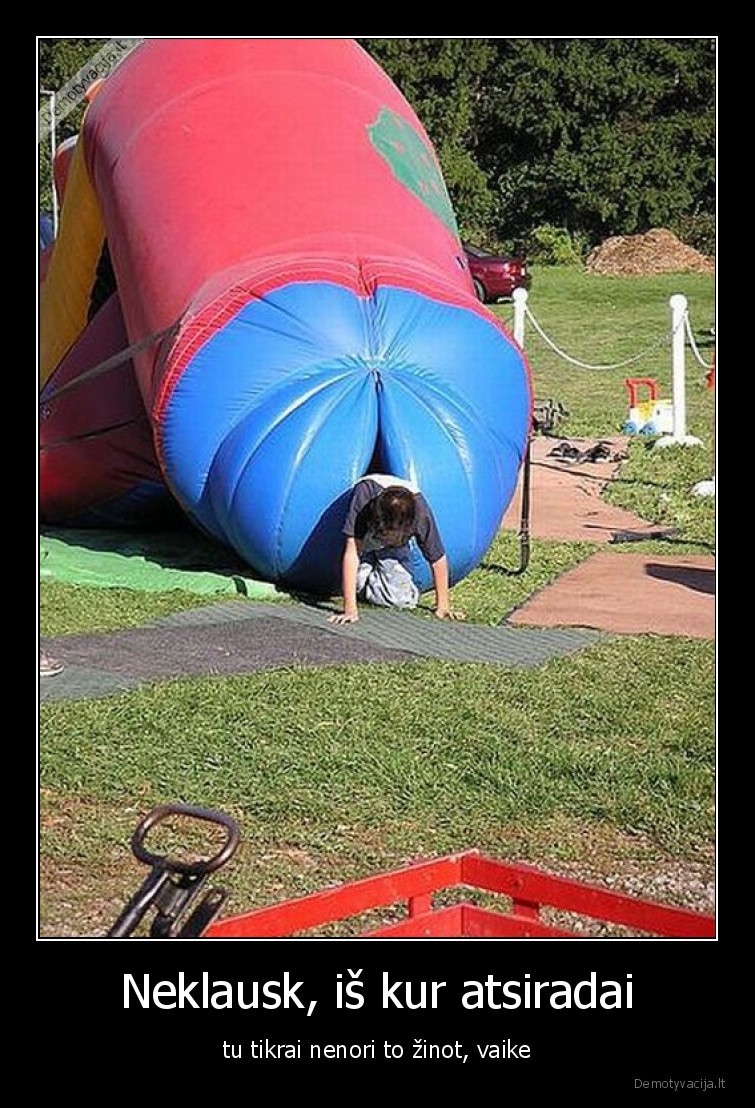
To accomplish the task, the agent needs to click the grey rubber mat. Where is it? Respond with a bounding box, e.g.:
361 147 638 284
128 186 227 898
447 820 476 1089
158 600 606 663
40 600 605 702
39 616 416 702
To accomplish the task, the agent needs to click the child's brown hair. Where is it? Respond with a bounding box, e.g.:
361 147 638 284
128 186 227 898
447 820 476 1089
372 486 417 547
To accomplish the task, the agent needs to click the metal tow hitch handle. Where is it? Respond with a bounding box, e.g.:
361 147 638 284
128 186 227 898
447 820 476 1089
106 803 241 938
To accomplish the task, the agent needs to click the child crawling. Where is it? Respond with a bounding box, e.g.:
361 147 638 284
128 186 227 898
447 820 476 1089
328 474 465 625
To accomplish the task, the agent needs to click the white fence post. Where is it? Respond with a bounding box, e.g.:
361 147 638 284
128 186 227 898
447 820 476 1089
655 293 702 448
512 287 527 348
671 293 688 439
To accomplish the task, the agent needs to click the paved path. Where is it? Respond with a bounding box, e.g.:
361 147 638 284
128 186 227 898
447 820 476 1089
509 552 715 639
500 434 715 640
501 435 679 543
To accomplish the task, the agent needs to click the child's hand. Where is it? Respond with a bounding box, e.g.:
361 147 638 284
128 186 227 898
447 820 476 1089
329 610 359 625
434 606 466 621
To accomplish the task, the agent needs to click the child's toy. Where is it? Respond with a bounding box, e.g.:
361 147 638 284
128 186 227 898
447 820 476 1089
623 377 674 436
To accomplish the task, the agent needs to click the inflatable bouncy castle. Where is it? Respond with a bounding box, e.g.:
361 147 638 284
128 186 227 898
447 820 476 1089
39 39 531 595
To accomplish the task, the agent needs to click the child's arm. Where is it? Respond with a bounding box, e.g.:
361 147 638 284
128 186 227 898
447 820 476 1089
329 537 360 623
430 555 465 620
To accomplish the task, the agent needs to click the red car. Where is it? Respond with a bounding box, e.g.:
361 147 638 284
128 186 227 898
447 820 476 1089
462 241 532 303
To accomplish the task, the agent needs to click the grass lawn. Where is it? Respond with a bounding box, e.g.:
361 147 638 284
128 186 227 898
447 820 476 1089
38 266 716 939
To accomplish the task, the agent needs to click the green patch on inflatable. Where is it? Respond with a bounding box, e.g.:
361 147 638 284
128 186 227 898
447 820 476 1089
369 107 458 234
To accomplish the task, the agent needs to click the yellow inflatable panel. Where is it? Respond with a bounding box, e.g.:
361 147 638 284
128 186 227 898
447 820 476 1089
39 135 105 388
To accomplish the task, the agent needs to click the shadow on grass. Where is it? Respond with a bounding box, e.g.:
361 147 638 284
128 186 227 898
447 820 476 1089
283 590 338 613
608 532 715 552
480 559 529 578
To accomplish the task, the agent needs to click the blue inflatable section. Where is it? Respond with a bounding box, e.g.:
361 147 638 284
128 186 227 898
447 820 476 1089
160 281 530 595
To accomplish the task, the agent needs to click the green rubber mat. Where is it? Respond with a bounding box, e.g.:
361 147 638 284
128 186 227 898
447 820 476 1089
39 527 284 599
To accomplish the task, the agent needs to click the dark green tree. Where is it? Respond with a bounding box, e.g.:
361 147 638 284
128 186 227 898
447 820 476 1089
476 38 716 251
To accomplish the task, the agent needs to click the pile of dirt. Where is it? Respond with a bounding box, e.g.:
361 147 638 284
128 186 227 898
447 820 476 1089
585 228 714 276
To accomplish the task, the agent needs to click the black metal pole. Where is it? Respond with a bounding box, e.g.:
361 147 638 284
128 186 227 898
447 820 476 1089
517 432 532 575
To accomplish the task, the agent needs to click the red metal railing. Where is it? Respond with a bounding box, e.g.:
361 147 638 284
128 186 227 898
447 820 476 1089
205 851 714 939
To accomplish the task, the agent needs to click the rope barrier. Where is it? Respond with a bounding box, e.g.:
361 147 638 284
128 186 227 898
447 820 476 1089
511 288 713 444
521 299 684 371
683 312 715 370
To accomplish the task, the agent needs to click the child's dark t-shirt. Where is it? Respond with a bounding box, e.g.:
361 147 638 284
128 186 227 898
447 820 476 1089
342 475 445 563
